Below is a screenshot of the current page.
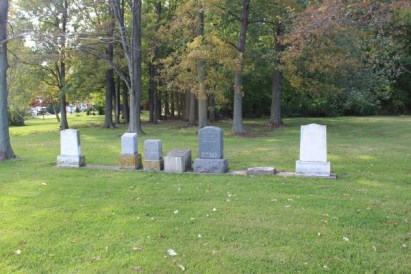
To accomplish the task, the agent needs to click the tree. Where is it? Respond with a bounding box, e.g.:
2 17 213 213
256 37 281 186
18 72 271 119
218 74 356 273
111 0 143 133
0 0 15 160
231 0 250 134
103 5 115 128
282 0 411 116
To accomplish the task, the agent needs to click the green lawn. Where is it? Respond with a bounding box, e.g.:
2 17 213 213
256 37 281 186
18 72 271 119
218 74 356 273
0 114 410 273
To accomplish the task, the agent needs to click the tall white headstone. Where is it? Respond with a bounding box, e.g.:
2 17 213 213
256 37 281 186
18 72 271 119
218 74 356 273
296 124 331 177
57 129 85 167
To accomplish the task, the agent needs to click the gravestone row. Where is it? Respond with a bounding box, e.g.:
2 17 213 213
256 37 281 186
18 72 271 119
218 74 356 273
57 124 333 177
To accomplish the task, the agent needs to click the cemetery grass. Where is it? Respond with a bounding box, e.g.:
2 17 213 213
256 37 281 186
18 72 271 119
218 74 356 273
0 114 410 273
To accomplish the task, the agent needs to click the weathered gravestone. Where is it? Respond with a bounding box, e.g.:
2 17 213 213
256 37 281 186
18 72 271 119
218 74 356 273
57 129 85 167
164 149 191 173
246 167 276 175
295 124 331 177
193 126 228 173
143 139 163 171
119 133 142 169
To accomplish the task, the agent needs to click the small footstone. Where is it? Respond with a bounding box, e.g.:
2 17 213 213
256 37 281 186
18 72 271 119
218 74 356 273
246 167 276 175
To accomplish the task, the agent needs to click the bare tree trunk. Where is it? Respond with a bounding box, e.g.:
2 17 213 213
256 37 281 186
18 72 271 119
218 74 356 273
148 63 154 123
104 6 115 128
111 0 142 133
270 70 283 128
232 0 250 134
170 91 175 119
127 0 143 133
59 0 69 130
53 105 60 123
164 91 169 120
122 79 129 123
209 95 216 122
197 11 208 129
114 75 120 124
188 90 196 126
184 90 190 121
104 69 115 128
0 0 14 160
270 26 284 128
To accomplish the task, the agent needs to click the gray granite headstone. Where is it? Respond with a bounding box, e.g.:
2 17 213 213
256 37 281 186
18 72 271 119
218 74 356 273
144 139 162 160
194 126 228 173
198 126 223 159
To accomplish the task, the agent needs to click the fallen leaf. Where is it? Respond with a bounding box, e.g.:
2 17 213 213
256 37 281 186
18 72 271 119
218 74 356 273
132 246 143 251
134 266 142 272
177 264 186 271
92 255 101 261
167 248 177 256
18 240 26 247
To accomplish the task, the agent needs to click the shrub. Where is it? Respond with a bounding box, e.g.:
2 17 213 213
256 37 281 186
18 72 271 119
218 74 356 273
8 109 25 126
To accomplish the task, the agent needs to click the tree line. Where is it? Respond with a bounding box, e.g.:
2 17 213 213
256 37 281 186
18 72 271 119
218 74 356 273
1 0 410 159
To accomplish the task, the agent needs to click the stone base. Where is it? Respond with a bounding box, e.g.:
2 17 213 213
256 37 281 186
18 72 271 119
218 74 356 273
246 167 276 175
295 160 330 177
164 149 191 173
57 155 85 167
193 158 228 173
119 153 142 170
143 159 164 171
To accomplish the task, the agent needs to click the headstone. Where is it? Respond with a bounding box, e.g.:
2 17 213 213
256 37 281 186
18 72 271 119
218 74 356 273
198 126 224 159
119 133 142 169
246 167 276 175
193 126 228 173
143 139 163 171
57 129 85 167
164 149 191 173
121 133 138 154
295 124 331 177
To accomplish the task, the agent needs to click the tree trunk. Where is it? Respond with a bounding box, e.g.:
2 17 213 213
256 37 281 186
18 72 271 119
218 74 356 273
104 69 115 128
104 6 115 128
122 79 129 123
232 0 250 134
184 90 190 121
148 63 154 123
170 91 175 119
197 11 208 129
270 70 283 128
209 95 216 122
164 91 169 120
114 75 120 124
128 0 143 133
188 90 196 126
0 0 15 160
59 0 69 130
270 26 284 128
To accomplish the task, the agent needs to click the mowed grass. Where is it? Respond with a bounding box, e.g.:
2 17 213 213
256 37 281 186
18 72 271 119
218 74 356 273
0 114 410 273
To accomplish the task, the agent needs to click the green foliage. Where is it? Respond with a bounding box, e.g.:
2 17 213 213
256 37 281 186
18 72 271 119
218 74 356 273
7 109 25 127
